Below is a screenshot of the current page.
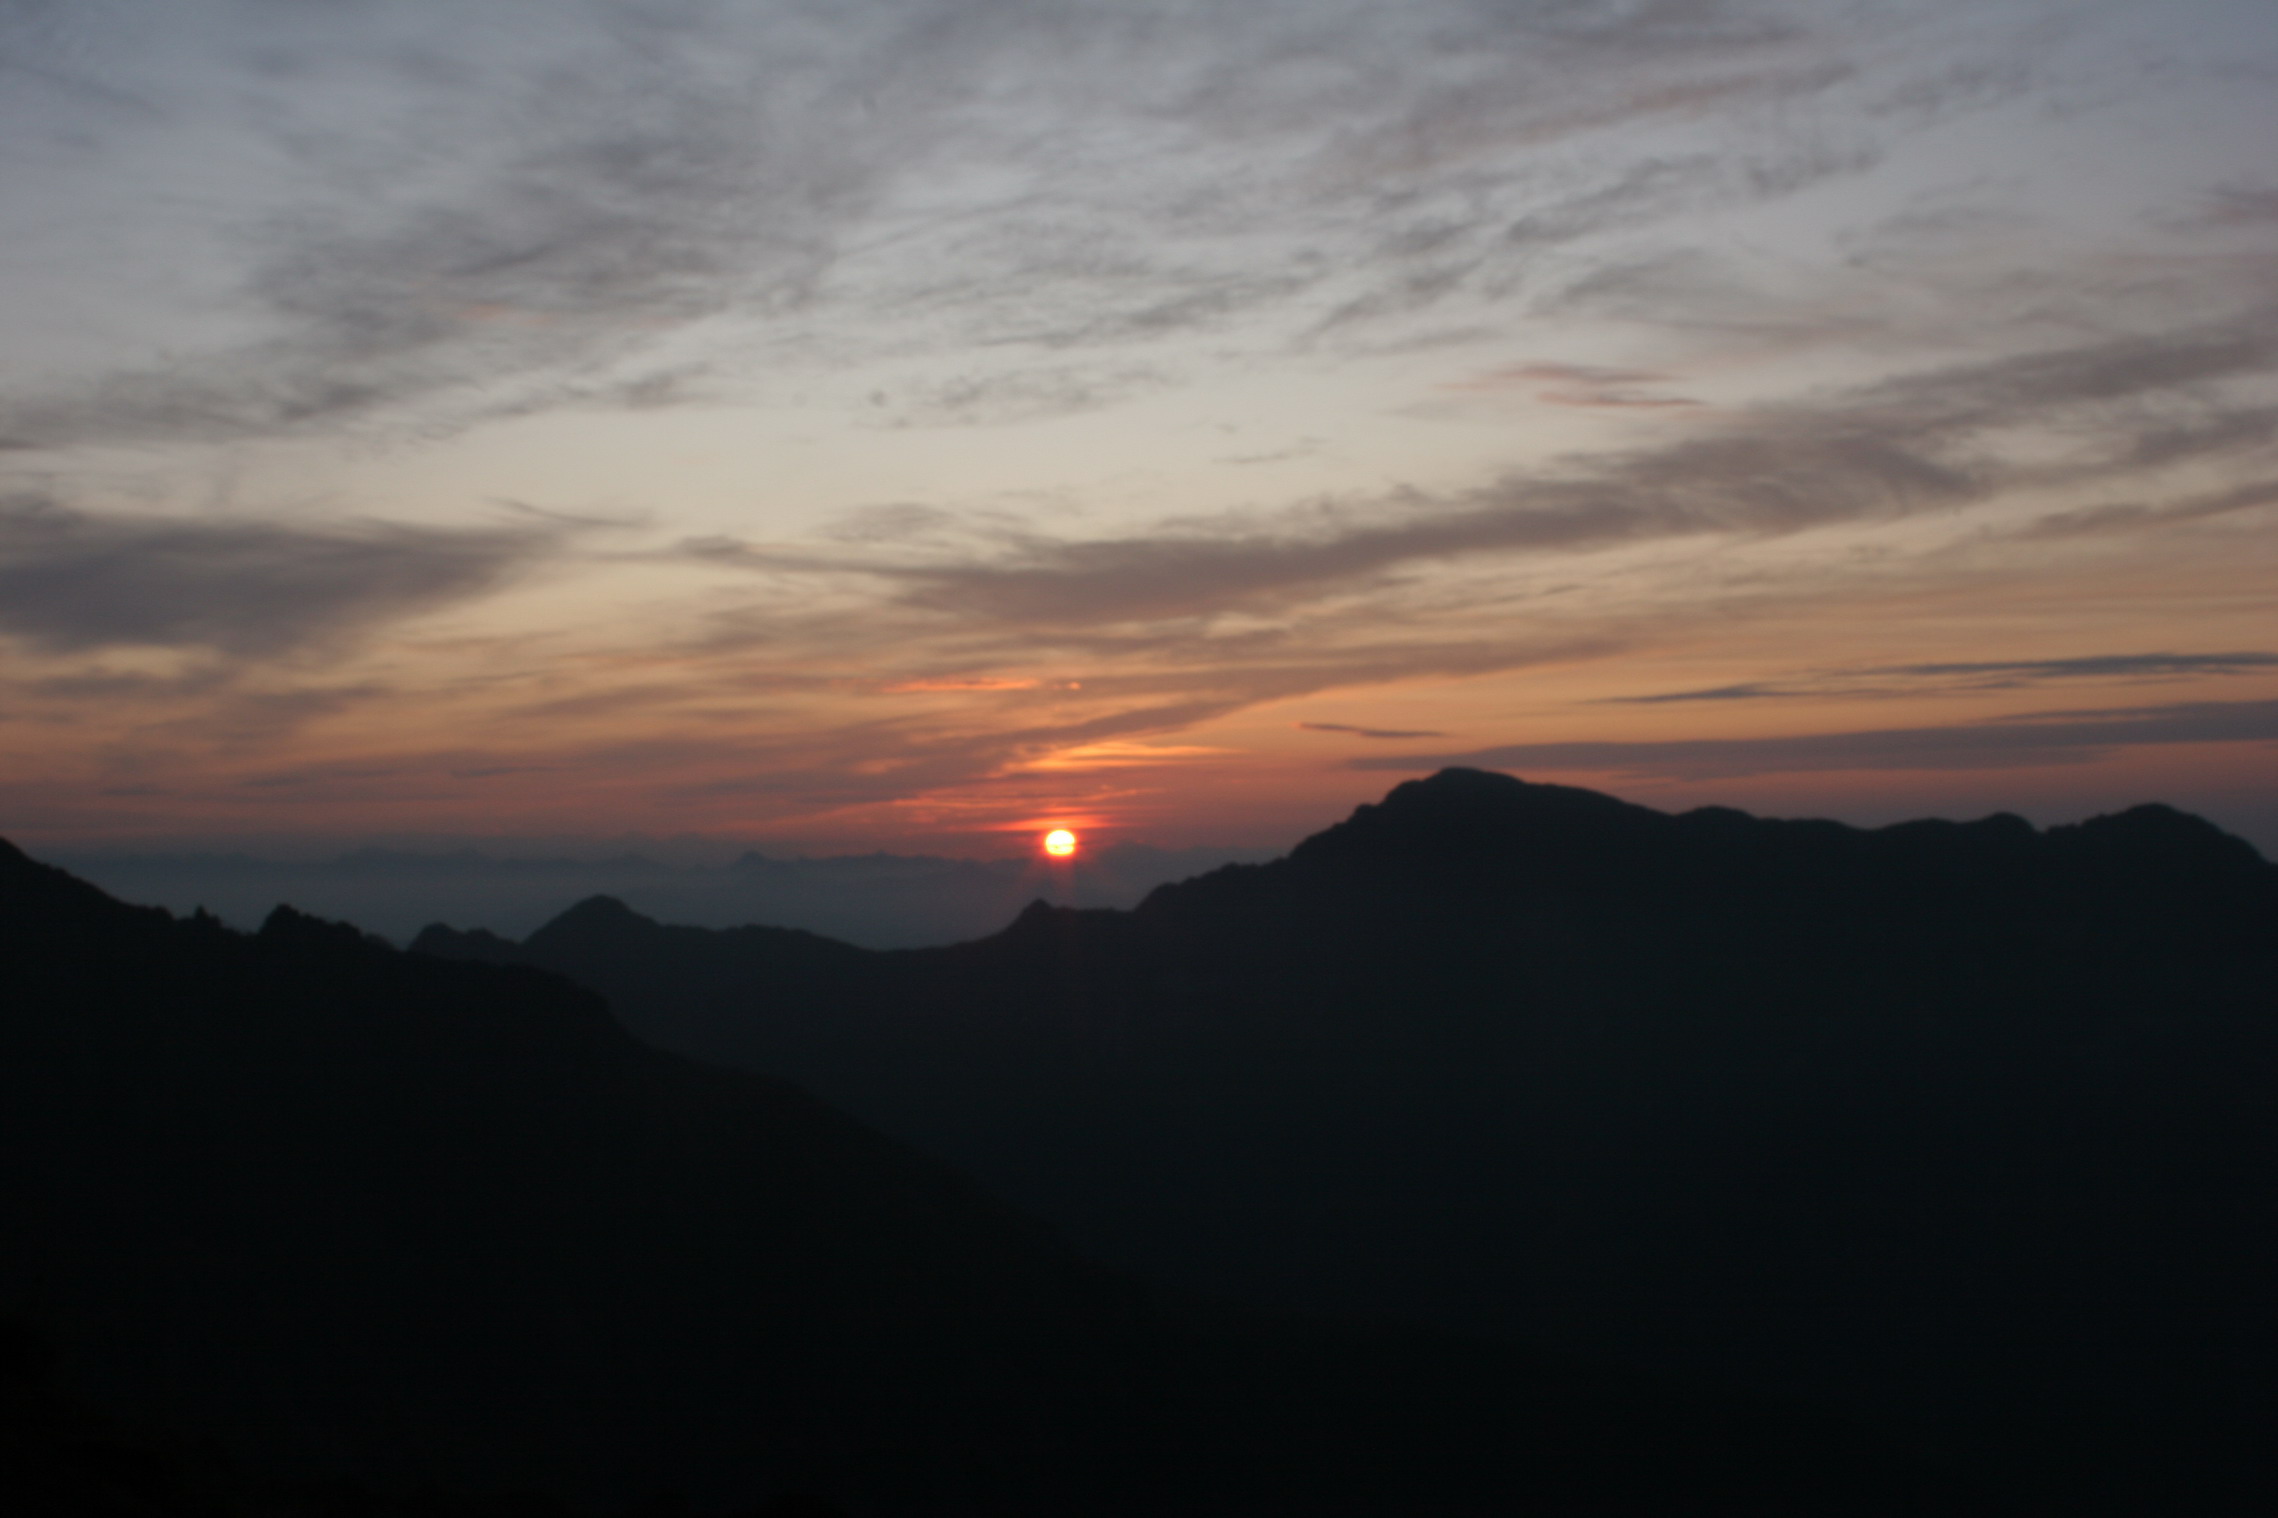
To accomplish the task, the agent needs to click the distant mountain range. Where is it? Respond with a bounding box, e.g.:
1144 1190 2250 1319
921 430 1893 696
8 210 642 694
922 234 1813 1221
0 822 1927 1516
48 840 1279 948
417 770 2278 1438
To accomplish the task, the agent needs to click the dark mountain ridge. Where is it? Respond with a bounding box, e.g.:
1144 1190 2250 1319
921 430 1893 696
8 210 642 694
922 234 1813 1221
416 771 2278 1434
3 830 1939 1515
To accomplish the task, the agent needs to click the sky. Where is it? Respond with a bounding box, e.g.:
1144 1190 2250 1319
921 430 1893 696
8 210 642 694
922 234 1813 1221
4 0 2276 861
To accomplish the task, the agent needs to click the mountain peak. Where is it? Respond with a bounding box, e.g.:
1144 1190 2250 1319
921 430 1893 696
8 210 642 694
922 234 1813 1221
1383 767 1658 819
551 893 650 928
2072 801 2265 862
257 903 380 953
1286 768 1672 880
408 922 522 963
517 894 660 957
1006 898 1071 934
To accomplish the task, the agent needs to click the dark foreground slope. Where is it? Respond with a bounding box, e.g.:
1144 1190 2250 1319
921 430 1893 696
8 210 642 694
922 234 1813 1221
0 835 1926 1516
419 771 2278 1440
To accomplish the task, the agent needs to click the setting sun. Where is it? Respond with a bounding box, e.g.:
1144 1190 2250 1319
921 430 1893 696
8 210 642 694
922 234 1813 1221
1043 829 1078 858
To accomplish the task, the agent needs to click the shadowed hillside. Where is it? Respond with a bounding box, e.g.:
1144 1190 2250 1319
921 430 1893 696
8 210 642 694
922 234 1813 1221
0 831 1936 1516
418 769 2278 1495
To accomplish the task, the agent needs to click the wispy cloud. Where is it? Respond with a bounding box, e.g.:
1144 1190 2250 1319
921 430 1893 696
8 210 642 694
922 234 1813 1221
2019 478 2278 540
863 366 1168 429
1297 721 1447 740
1610 651 2278 703
1443 361 1701 409
686 308 2278 632
1894 653 2278 679
0 1 900 447
0 494 568 656
0 0 2013 450
1354 696 2278 780
2191 184 2278 227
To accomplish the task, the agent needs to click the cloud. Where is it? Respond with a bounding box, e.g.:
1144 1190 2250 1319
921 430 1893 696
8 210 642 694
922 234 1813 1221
1891 653 2278 680
697 307 2278 631
0 0 899 448
529 609 1620 823
2021 478 2278 540
0 495 565 656
1535 390 1703 409
1611 651 2278 703
1017 739 1234 772
2118 407 2278 470
2193 184 2278 227
1452 363 1671 388
1297 721 1448 739
864 365 1168 428
1310 129 1877 335
0 0 1998 450
1215 437 1329 466
1443 360 1701 408
1352 696 2278 780
697 427 1979 626
1607 681 1794 704
880 676 1048 694
1494 131 1861 249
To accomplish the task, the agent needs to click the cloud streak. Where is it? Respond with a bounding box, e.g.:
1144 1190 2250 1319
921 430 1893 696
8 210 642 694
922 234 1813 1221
1612 652 2278 703
1298 721 1448 740
1354 697 2278 780
689 307 2278 632
0 495 566 656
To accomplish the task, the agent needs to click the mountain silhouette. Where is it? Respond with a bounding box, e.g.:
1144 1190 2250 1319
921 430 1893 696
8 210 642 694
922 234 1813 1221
416 770 2278 1461
0 829 1937 1516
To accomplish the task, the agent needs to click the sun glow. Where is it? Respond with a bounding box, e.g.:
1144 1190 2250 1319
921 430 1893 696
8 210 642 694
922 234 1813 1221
1043 828 1078 857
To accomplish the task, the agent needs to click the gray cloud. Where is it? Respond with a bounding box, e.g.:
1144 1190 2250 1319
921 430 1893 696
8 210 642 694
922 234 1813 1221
0 495 564 656
1352 696 2278 780
1442 360 1701 408
697 426 1978 625
1612 651 2278 703
698 308 2278 630
0 0 898 448
0 0 1989 449
1297 721 1448 739
1892 653 2278 680
1312 129 1878 335
1872 320 2278 421
1536 391 1703 409
2021 477 2278 540
2194 184 2278 226
865 365 1168 428
1607 681 1796 704
1498 130 1861 249
2119 407 2278 470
